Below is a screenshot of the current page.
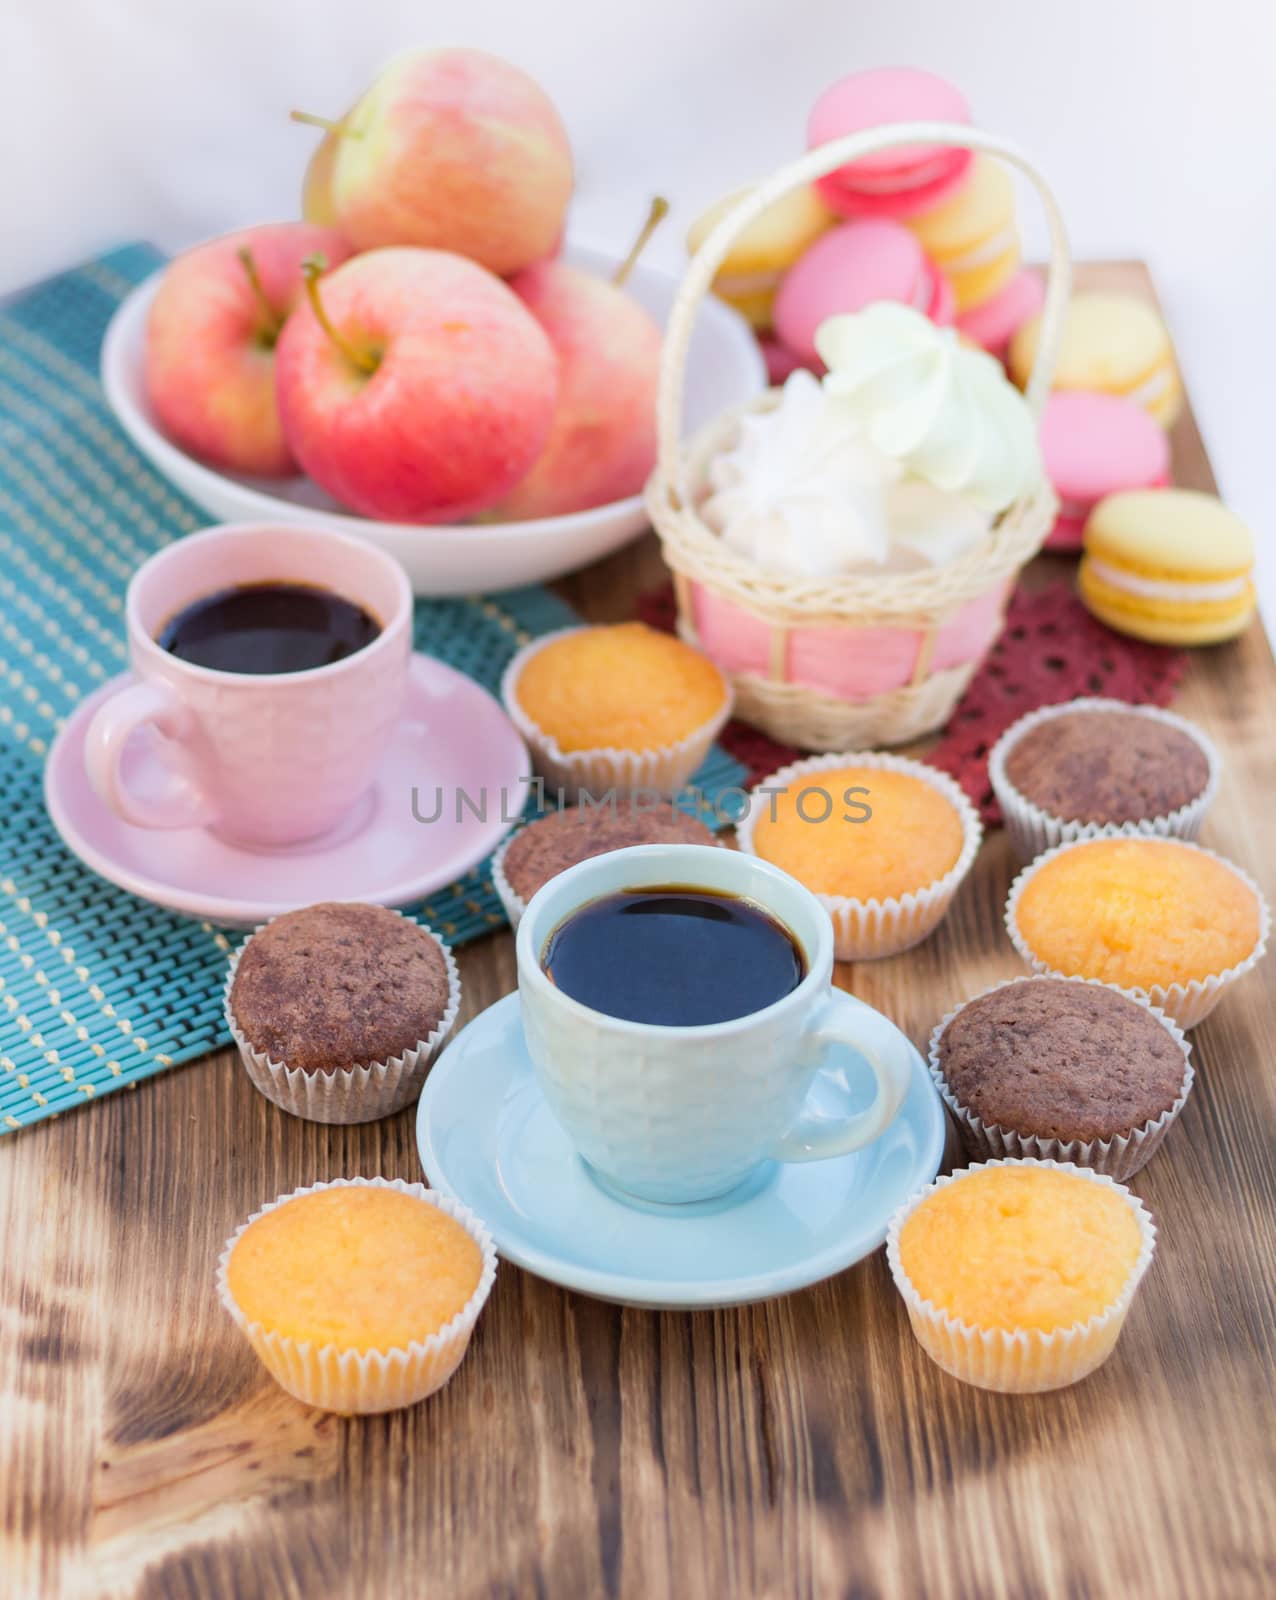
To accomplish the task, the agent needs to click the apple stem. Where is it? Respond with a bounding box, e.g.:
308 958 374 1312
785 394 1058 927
289 108 362 138
612 196 670 287
236 248 284 342
301 256 377 375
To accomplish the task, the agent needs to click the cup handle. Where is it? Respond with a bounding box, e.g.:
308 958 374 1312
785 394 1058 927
767 990 913 1164
84 680 218 831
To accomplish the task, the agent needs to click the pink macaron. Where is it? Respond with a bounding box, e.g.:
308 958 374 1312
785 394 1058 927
759 337 812 385
1039 390 1172 551
807 67 974 219
773 220 953 366
956 269 1046 364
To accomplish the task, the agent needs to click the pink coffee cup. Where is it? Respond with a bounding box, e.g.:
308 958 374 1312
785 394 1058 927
85 523 412 847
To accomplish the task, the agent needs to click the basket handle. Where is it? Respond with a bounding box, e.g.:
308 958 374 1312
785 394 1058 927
657 122 1072 497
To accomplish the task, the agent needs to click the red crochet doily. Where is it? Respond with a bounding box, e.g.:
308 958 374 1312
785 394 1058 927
637 579 1190 824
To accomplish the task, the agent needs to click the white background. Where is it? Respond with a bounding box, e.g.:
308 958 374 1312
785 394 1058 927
4 0 1274 616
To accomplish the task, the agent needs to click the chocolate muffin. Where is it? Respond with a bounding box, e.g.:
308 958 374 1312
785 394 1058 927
497 803 717 911
1002 707 1210 826
935 978 1188 1149
230 903 454 1073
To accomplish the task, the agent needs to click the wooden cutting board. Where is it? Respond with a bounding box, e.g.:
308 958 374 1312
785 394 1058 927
2 262 1273 1600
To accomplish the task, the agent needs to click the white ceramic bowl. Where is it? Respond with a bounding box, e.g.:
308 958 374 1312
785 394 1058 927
101 242 765 597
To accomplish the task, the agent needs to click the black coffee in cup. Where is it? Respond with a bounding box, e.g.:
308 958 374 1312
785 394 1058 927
542 885 806 1027
157 582 380 675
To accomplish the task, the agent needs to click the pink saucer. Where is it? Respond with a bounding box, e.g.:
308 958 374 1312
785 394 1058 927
773 220 950 365
44 654 530 927
1038 390 1172 551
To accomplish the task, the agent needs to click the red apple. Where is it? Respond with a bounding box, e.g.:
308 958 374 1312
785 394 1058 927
496 262 663 519
145 223 351 477
274 248 559 522
297 49 573 276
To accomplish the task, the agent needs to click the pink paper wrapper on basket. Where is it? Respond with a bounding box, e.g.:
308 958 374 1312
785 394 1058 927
689 578 1013 701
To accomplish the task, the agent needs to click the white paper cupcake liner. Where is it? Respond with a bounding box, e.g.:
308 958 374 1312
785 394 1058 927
928 975 1193 1180
500 626 734 803
488 829 527 931
988 697 1221 862
885 1158 1157 1393
1005 835 1270 1029
217 1177 497 1414
736 751 983 961
224 911 461 1124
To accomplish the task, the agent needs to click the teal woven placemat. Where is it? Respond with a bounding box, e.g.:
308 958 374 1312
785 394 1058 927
0 245 746 1136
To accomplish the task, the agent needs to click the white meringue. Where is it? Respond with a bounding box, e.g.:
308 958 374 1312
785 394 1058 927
884 479 994 570
816 302 1042 514
701 370 898 578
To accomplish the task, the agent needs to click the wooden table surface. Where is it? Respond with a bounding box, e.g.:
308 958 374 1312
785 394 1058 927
3 263 1273 1600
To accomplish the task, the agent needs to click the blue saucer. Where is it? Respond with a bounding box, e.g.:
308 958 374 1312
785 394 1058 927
416 993 945 1309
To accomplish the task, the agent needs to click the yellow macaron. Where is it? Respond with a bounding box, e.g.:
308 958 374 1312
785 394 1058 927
686 184 835 331
1010 292 1183 428
1079 489 1255 645
906 156 1020 313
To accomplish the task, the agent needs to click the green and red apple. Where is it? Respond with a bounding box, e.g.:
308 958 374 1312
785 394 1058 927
145 222 351 476
299 48 573 276
274 247 559 522
496 261 664 519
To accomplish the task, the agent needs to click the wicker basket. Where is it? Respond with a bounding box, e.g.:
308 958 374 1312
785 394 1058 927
646 122 1072 750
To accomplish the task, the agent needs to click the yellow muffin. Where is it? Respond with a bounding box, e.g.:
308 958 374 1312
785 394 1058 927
514 623 728 755
1014 837 1261 991
900 1164 1143 1333
751 765 966 901
227 1185 483 1352
890 1160 1155 1391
